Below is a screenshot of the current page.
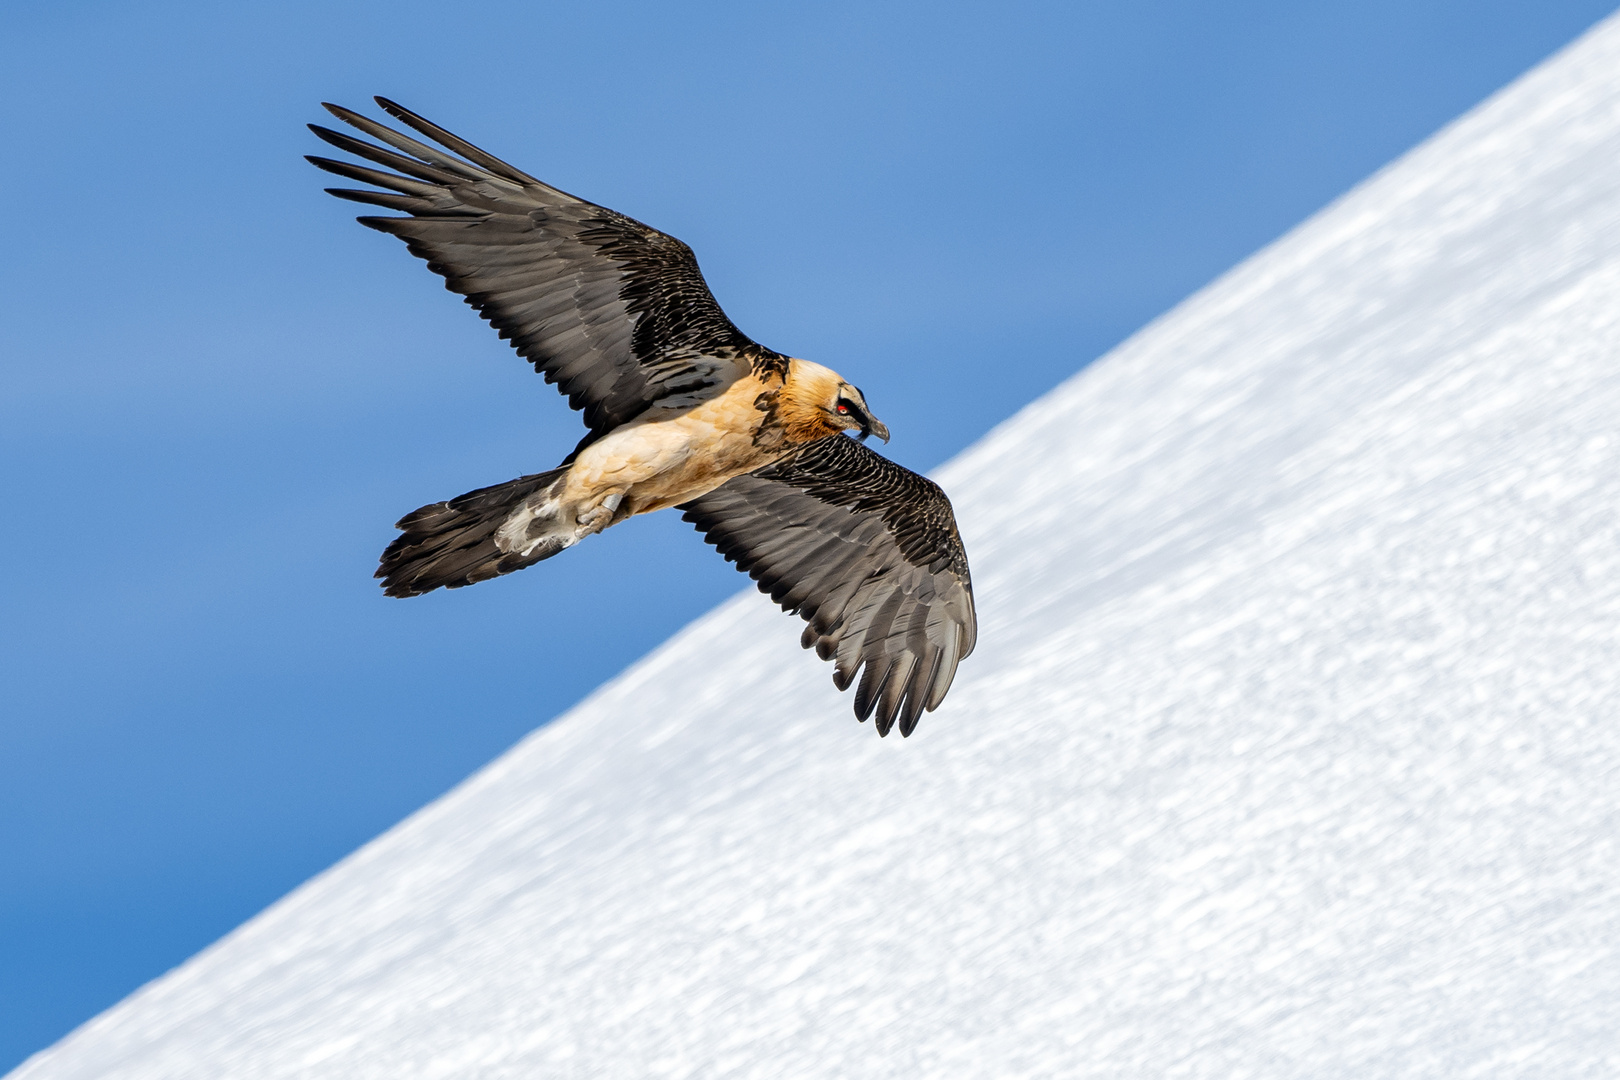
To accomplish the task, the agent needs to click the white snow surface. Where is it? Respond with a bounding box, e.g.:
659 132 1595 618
18 17 1620 1080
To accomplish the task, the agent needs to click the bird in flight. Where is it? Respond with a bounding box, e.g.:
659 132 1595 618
308 98 975 737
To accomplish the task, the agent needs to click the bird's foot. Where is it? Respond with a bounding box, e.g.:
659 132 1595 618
575 493 624 536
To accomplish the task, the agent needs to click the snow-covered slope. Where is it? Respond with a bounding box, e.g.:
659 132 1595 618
18 16 1620 1080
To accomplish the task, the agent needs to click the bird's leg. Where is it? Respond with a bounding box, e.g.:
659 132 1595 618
574 491 625 536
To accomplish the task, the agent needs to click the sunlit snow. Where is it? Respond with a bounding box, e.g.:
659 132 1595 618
15 13 1620 1080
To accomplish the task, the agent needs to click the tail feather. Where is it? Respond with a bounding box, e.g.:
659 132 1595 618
377 468 569 597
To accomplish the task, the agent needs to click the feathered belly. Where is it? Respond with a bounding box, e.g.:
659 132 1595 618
563 386 782 517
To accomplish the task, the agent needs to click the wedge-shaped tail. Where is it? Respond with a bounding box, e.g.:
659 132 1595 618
378 469 571 597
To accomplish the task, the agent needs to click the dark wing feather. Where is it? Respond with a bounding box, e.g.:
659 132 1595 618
307 98 781 443
682 436 976 737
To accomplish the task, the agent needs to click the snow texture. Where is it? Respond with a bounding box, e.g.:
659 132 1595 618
16 16 1620 1080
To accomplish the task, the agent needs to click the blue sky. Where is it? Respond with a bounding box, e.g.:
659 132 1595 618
2 0 1612 1070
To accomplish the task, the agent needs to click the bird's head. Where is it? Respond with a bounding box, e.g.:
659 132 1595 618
829 381 889 443
782 360 891 443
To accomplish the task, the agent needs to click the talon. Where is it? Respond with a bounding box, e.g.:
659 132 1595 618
574 495 624 537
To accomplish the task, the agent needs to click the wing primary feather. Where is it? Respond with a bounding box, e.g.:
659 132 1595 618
324 188 436 213
322 102 503 186
370 97 562 192
859 587 908 665
305 155 442 197
354 215 426 236
874 654 917 738
888 606 935 736
898 650 939 737
307 125 460 186
830 589 891 696
853 656 893 724
904 603 933 683
926 616 961 711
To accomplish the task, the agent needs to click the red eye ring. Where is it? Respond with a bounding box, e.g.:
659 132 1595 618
836 404 849 414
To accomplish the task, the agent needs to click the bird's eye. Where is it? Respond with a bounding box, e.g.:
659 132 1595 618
836 403 850 414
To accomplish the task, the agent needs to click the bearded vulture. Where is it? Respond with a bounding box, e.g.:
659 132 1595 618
307 98 975 737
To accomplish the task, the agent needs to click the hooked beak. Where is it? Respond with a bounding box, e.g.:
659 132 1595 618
861 415 891 443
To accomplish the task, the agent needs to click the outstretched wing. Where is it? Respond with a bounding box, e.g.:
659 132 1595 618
681 435 976 737
307 97 779 444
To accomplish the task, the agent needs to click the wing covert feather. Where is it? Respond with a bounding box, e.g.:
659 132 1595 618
681 436 976 737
